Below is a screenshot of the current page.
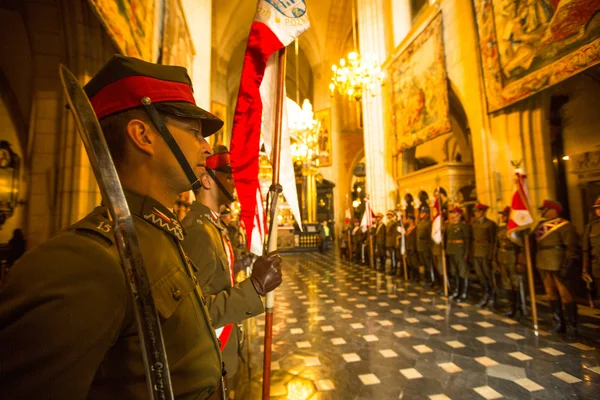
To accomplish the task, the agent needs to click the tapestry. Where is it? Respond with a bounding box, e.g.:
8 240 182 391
162 0 195 72
387 12 451 153
316 109 332 167
474 0 600 112
88 0 155 61
211 101 227 146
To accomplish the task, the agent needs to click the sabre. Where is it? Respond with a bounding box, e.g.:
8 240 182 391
59 65 174 400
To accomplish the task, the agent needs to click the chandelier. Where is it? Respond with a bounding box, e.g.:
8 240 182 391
329 0 384 101
288 97 320 165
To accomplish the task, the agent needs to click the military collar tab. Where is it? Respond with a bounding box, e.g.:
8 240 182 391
190 201 225 230
124 190 186 241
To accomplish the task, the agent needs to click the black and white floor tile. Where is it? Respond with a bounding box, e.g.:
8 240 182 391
236 252 600 399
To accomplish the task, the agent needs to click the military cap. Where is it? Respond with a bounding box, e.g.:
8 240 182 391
386 210 396 216
499 206 510 216
420 207 430 214
593 197 600 208
353 219 360 223
538 199 562 213
449 207 463 214
84 54 223 136
474 203 489 211
207 145 231 173
375 212 384 218
405 214 415 220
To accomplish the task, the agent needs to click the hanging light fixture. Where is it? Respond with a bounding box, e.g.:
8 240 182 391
329 0 384 101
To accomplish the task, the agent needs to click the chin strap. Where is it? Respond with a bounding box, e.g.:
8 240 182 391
205 166 236 203
141 97 201 191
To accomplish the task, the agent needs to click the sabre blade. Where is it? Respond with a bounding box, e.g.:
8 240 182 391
59 65 174 400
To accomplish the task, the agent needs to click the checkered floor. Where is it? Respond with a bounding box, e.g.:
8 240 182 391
236 252 600 399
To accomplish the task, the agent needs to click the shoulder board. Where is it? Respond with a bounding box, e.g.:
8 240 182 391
67 206 115 248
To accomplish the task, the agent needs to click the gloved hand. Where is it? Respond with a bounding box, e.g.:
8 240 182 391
250 252 283 296
559 259 577 281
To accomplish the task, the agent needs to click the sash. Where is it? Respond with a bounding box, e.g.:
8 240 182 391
535 218 568 242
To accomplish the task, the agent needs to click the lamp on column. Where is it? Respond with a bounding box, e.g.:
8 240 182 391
329 0 384 101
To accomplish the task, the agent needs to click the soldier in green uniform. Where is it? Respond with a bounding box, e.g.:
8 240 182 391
495 207 525 319
374 212 386 271
351 219 364 264
471 203 498 309
0 55 229 399
582 197 600 301
534 200 580 337
417 207 435 287
404 215 419 281
386 210 398 274
181 146 282 386
446 207 471 303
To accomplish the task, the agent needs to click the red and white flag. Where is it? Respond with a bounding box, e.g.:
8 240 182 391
360 199 376 233
230 1 310 255
345 194 351 225
431 195 442 244
508 169 534 242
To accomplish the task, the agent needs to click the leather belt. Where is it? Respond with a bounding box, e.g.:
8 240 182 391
448 240 464 244
538 244 565 251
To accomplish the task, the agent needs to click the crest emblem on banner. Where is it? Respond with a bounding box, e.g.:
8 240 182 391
266 0 306 18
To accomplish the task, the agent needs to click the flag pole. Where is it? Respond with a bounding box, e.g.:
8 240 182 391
262 47 287 400
436 179 449 298
524 234 539 331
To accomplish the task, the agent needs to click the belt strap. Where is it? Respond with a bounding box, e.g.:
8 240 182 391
141 97 201 191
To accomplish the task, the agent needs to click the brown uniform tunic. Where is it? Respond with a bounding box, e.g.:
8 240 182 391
471 217 497 289
0 191 223 399
495 224 521 291
182 202 264 378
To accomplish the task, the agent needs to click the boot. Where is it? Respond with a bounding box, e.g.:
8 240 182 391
564 302 579 339
550 300 566 334
456 278 469 303
428 265 437 288
503 290 518 318
449 276 460 300
487 288 497 311
476 284 489 308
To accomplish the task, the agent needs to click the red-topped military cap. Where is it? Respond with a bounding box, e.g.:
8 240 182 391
206 145 231 174
449 207 463 214
538 199 562 213
84 55 223 137
499 206 510 216
593 196 600 208
474 203 489 211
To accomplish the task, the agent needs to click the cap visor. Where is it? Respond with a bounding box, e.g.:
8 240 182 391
156 102 224 137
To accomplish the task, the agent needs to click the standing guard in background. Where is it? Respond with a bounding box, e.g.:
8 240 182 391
386 210 398 274
351 219 364 264
447 207 471 303
405 215 419 282
582 196 600 302
182 146 283 385
495 207 525 319
375 212 387 271
534 200 580 337
417 207 435 287
471 203 498 309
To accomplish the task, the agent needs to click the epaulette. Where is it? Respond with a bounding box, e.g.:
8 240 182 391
68 206 115 248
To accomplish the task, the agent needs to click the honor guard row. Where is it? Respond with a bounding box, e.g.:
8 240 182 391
0 55 283 399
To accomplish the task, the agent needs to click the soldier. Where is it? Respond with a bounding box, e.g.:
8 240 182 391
446 207 471 303
495 206 525 319
0 55 228 398
471 203 498 309
386 210 398 274
534 200 579 337
182 146 282 385
404 215 419 281
417 207 435 287
351 219 364 264
582 197 600 301
374 212 387 271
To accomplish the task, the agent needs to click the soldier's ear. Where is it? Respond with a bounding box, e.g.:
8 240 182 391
200 172 212 190
126 119 154 156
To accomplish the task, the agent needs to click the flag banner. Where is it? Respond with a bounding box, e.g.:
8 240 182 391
230 1 310 255
507 169 534 243
361 199 375 233
431 195 442 244
397 214 406 256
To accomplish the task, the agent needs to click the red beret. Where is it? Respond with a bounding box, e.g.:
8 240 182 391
538 200 562 213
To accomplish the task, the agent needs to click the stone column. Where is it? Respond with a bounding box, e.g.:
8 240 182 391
182 0 212 109
357 0 396 213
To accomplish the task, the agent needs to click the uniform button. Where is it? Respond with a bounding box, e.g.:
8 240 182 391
172 289 182 301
